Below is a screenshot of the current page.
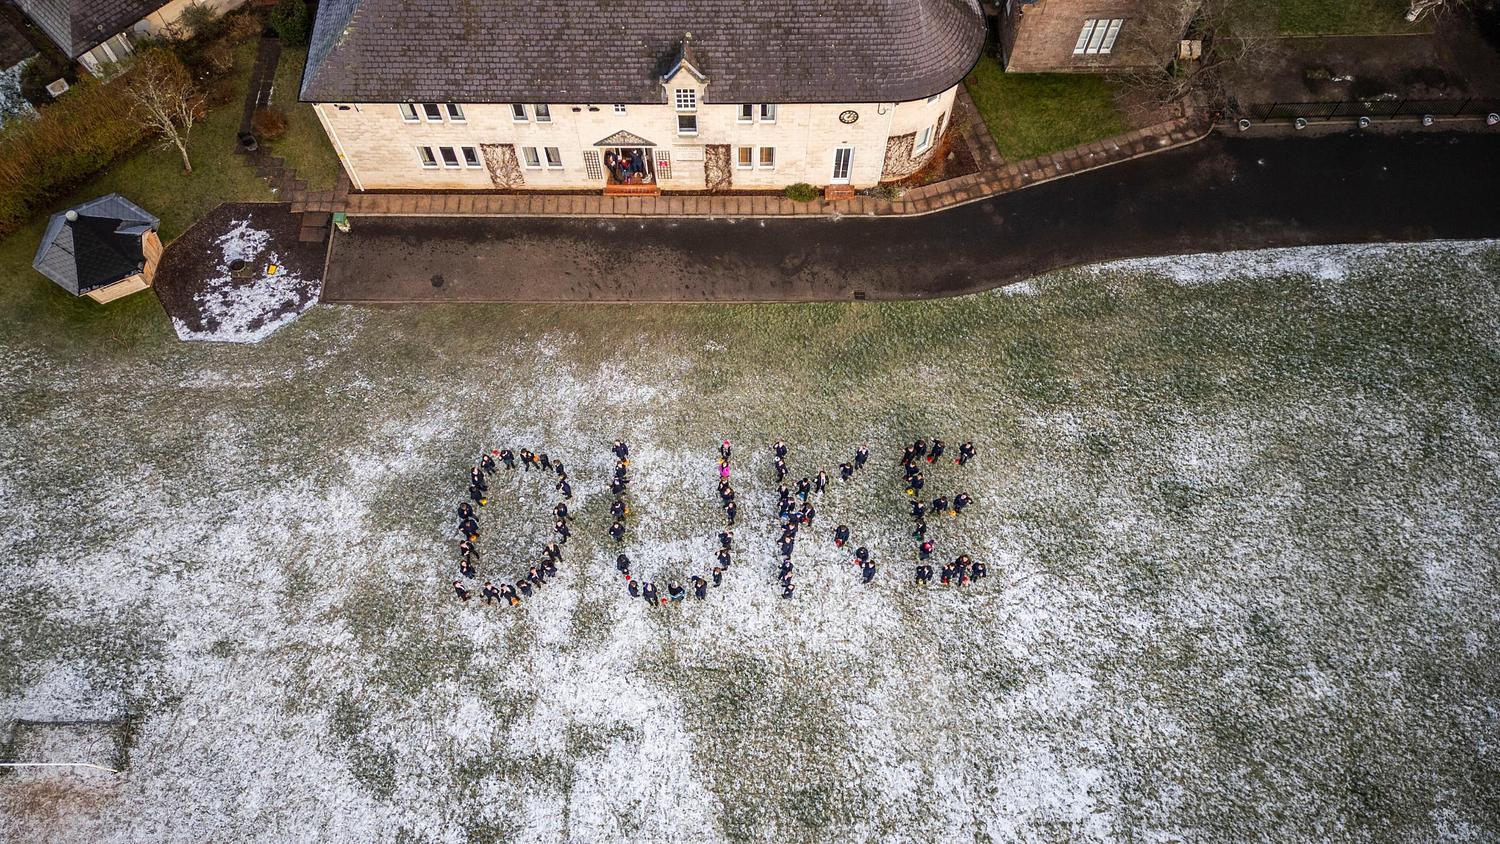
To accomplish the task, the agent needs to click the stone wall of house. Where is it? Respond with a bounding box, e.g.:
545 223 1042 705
1003 0 1191 73
312 78 957 192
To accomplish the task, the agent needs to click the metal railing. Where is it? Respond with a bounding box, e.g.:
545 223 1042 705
1235 98 1500 122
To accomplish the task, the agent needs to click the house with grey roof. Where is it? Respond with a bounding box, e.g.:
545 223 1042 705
33 193 162 303
300 0 986 193
7 0 249 75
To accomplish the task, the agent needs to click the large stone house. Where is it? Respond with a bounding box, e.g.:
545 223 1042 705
1001 0 1196 74
300 0 986 193
7 0 248 75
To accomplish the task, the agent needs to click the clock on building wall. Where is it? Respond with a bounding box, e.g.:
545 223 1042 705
838 110 859 124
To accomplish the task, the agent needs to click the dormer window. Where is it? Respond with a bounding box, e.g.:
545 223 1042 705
674 89 697 111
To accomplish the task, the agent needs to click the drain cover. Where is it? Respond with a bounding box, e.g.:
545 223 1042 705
431 274 445 288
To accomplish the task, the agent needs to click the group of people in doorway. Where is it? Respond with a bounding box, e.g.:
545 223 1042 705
901 437 986 587
615 439 735 606
603 149 650 184
450 447 572 607
774 440 876 598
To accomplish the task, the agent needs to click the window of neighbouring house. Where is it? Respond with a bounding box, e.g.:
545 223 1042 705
1075 19 1124 55
759 104 776 122
915 124 935 153
738 104 753 123
759 147 775 169
399 103 420 122
512 104 529 121
544 147 562 168
614 104 627 114
445 103 465 121
737 146 753 169
926 94 940 104
439 146 460 168
674 89 697 111
418 146 437 168
522 146 541 168
462 146 480 167
423 103 443 121
534 104 552 122
677 114 698 135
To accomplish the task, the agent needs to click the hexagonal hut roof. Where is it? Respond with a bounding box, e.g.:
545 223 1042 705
33 194 159 296
301 0 986 105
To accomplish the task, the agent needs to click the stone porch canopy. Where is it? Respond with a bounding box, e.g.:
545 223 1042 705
300 0 986 105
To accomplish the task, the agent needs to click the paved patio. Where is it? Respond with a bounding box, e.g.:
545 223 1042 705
323 130 1500 303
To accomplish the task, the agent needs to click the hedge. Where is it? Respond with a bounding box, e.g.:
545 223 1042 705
0 75 150 236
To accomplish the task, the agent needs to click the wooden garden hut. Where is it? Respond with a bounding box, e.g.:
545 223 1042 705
33 195 162 304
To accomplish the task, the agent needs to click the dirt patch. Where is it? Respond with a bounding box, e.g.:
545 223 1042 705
889 127 978 190
154 202 324 343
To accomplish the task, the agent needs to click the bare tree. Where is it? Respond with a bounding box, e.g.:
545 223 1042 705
1405 0 1454 22
1117 0 1278 108
125 48 205 173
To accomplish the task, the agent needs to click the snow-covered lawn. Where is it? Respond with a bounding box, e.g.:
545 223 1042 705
1 241 1498 842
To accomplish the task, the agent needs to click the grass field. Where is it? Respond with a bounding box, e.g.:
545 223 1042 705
964 56 1129 162
267 46 343 191
1 240 1498 842
1277 0 1432 35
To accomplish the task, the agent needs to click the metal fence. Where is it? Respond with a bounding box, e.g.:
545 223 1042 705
1236 98 1500 122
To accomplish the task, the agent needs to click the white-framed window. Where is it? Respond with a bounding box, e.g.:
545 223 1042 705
422 102 443 121
461 146 480 168
738 104 754 123
759 104 776 123
758 147 775 169
511 104 529 122
926 94 940 104
417 146 437 168
544 147 562 168
736 146 753 169
534 104 552 122
677 114 698 135
439 146 460 168
1075 19 1124 55
522 146 541 168
674 88 697 111
399 103 420 122
445 103 465 121
915 124 935 153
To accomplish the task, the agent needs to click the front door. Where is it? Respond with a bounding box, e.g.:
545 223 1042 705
832 146 854 184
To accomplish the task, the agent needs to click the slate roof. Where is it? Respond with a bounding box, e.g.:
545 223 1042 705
13 0 161 57
302 0 985 105
33 194 159 296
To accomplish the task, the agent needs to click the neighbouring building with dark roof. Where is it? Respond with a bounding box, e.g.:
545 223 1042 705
33 194 162 303
1000 0 1198 74
7 0 249 75
300 0 986 192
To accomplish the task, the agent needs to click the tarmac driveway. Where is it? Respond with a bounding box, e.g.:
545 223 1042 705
324 131 1500 303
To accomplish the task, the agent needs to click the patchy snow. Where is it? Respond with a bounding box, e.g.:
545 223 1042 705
1085 239 1500 286
0 58 34 130
169 218 321 344
2 240 1499 842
